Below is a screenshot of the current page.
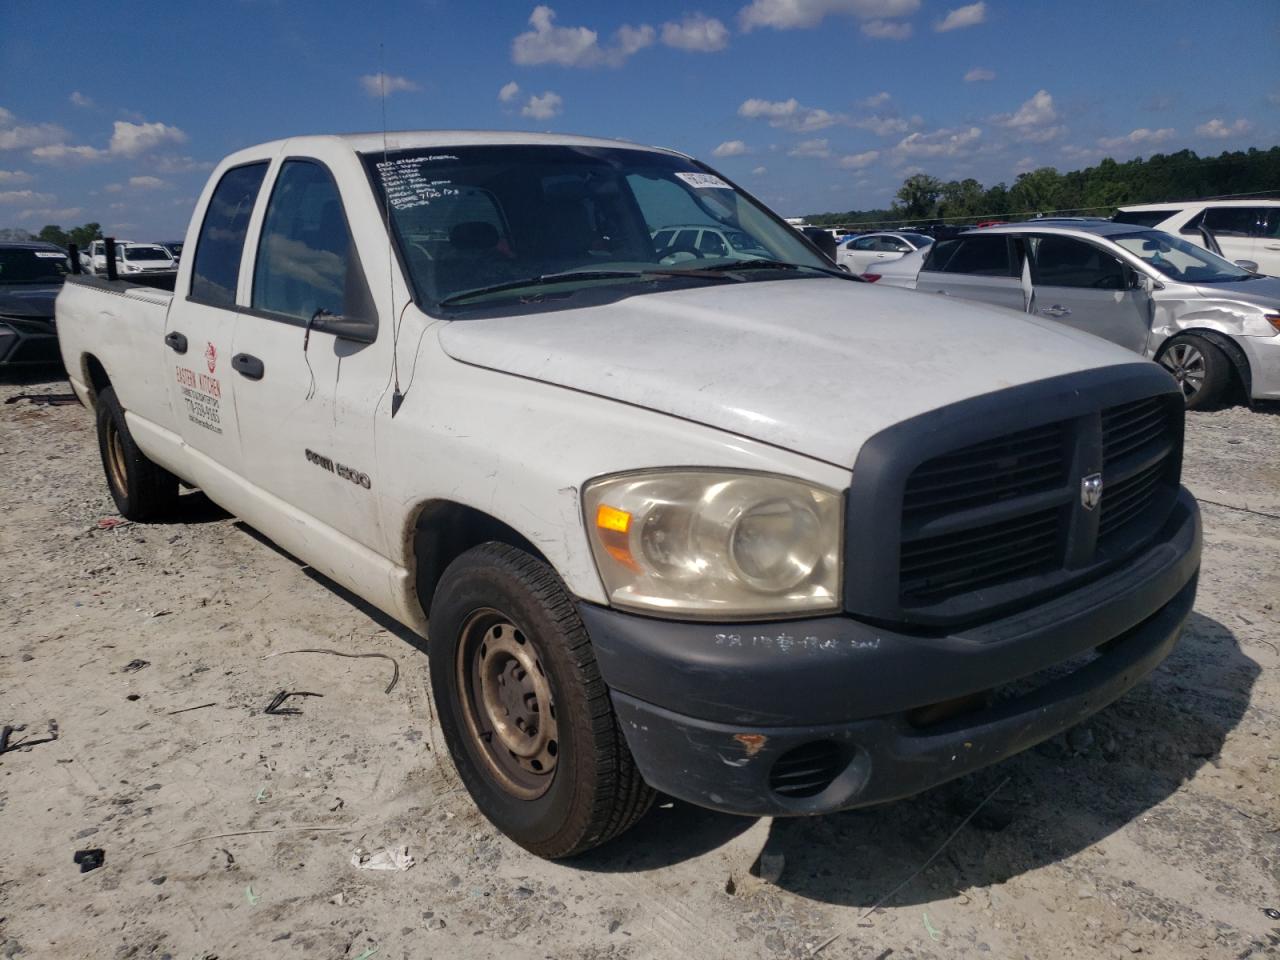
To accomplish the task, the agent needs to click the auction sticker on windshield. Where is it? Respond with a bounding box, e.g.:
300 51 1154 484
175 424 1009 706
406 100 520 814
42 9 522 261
675 172 731 190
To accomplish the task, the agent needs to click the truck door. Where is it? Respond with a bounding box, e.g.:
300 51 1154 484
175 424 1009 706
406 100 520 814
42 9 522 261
914 235 1026 311
230 158 388 556
164 161 269 480
1026 234 1151 354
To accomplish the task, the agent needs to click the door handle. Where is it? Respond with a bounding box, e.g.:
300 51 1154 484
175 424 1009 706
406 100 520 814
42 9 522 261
232 353 265 380
934 289 948 295
1042 305 1072 318
164 331 188 354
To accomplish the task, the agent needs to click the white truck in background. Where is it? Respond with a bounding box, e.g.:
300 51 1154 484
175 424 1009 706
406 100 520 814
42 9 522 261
57 132 1201 858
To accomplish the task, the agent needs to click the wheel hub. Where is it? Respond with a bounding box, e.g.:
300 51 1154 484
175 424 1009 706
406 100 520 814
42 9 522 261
1160 343 1204 398
457 613 558 799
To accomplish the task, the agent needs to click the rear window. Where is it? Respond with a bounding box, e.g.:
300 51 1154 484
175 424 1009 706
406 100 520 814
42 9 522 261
1112 209 1180 228
1200 206 1266 238
190 162 269 306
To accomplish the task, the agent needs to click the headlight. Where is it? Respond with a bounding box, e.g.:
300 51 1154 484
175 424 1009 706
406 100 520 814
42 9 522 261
583 470 842 619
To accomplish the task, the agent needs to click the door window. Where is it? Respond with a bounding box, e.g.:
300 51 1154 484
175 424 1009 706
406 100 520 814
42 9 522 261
696 230 727 256
1030 236 1126 290
190 162 269 306
924 235 1017 276
1200 207 1265 238
252 160 354 321
852 236 876 250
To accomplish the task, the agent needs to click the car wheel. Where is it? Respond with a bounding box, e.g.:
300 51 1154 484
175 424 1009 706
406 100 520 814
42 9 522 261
428 542 654 858
1158 334 1230 410
95 385 180 520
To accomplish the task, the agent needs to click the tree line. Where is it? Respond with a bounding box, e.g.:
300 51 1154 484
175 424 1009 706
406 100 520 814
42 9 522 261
0 223 104 248
802 145 1280 228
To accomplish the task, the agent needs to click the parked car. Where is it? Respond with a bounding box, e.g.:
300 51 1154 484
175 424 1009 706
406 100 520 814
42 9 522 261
1114 200 1280 277
57 132 1200 858
869 220 1280 408
116 242 177 275
83 239 124 274
651 224 771 261
0 240 68 368
836 231 932 274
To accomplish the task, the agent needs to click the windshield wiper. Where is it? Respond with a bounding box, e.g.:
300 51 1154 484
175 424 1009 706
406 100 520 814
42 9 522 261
438 268 738 306
700 258 859 280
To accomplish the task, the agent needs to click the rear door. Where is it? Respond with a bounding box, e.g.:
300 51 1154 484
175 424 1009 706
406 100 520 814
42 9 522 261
164 161 269 478
914 234 1026 310
1026 234 1150 353
231 157 388 555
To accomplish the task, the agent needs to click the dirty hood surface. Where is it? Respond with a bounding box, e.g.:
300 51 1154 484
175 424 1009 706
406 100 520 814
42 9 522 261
439 278 1141 468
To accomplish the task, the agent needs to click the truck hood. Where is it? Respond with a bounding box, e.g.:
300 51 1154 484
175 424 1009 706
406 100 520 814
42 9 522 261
438 278 1141 469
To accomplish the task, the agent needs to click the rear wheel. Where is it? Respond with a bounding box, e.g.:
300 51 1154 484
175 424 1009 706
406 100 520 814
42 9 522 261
95 386 179 520
428 543 654 858
1158 334 1230 410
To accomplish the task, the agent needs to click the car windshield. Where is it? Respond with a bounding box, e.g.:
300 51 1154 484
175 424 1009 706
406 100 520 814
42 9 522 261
0 248 68 283
124 245 170 261
1111 230 1254 283
365 144 831 310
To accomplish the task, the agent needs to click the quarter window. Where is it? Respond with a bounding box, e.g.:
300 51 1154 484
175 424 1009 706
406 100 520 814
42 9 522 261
252 160 354 321
190 162 269 306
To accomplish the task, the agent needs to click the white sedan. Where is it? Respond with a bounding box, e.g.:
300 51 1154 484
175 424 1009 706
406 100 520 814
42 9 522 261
836 231 932 275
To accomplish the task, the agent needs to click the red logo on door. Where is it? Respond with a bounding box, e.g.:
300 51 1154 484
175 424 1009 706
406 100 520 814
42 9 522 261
204 341 217 374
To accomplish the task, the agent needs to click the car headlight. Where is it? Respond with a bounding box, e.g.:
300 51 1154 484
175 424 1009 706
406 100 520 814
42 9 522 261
583 470 842 619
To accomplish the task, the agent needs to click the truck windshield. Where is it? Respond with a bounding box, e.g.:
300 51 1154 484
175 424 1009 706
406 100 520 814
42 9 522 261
124 246 171 261
364 145 832 310
1110 230 1255 284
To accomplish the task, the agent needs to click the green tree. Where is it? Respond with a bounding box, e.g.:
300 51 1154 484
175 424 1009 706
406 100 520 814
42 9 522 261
894 174 943 220
38 225 70 247
1009 167 1065 216
67 222 103 249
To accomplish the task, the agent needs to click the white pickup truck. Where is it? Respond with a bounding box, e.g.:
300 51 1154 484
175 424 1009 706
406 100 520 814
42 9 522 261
57 132 1201 858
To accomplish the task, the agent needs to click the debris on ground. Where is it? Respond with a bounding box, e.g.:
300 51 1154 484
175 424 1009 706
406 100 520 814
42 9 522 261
122 659 150 673
73 849 104 873
350 846 415 872
1 720 59 756
263 690 323 716
262 647 401 694
3 392 79 406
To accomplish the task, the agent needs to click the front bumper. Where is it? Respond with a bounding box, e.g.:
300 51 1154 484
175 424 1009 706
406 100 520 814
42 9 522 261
582 488 1201 817
0 316 59 367
1238 333 1280 400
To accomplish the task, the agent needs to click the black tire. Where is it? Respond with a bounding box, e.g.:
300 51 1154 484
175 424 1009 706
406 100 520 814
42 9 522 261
1158 334 1231 410
428 543 654 858
95 385 179 521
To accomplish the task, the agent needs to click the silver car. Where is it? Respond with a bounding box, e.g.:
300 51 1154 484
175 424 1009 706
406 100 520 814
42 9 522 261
871 220 1280 408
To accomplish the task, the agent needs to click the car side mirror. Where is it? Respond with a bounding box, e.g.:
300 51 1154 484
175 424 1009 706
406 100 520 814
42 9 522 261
311 311 377 344
1129 272 1161 293
1234 259 1260 274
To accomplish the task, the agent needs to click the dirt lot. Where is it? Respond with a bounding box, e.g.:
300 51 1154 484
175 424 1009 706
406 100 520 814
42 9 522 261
1 372 1277 960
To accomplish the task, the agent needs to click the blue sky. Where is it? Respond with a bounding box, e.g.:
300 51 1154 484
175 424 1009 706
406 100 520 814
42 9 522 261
2 0 1277 237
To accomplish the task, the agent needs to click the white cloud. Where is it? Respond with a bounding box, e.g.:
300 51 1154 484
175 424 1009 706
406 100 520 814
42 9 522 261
935 2 985 32
752 165 767 174
359 73 419 97
0 109 69 151
839 149 880 169
788 138 831 158
859 92 892 109
109 121 188 157
894 125 982 158
498 81 521 103
1013 156 1035 174
861 19 912 39
661 14 729 51
0 169 33 184
997 89 1057 129
739 0 919 31
738 97 844 132
0 190 55 204
129 175 171 190
30 143 108 163
15 206 81 222
104 183 123 193
712 139 749 157
1195 117 1253 139
69 91 94 108
512 6 654 68
151 155 215 173
1098 127 1176 150
964 66 995 82
855 114 910 136
521 91 564 120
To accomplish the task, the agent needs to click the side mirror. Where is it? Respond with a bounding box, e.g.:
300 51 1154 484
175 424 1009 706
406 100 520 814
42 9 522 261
1129 271 1161 293
1234 259 1260 274
311 311 377 344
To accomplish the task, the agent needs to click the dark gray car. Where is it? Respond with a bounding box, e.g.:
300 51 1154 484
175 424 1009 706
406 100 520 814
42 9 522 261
0 241 68 369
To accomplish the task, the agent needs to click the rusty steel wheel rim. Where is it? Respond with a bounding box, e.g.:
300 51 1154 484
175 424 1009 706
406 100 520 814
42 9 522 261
105 417 128 496
456 609 559 800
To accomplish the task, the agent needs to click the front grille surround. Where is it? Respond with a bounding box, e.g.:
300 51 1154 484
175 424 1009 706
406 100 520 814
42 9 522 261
843 365 1185 629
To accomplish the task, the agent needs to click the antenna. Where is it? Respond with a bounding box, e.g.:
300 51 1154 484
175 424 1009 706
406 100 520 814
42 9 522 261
379 43 404 417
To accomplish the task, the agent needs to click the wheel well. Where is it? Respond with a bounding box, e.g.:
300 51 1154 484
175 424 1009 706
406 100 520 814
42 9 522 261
412 501 549 615
1158 329 1252 400
83 354 111 404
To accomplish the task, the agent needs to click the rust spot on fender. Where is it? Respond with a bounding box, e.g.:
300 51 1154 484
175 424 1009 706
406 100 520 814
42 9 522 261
734 733 767 757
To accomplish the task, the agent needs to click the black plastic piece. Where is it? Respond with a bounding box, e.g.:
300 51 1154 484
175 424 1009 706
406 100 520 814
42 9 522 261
104 237 117 281
164 331 188 354
74 848 105 873
232 353 265 380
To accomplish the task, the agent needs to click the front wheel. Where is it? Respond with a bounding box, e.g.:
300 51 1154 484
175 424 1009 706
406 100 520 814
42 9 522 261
1158 334 1231 410
428 543 654 858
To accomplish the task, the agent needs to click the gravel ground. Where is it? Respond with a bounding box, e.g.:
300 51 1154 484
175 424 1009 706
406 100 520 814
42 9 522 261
1 371 1277 960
